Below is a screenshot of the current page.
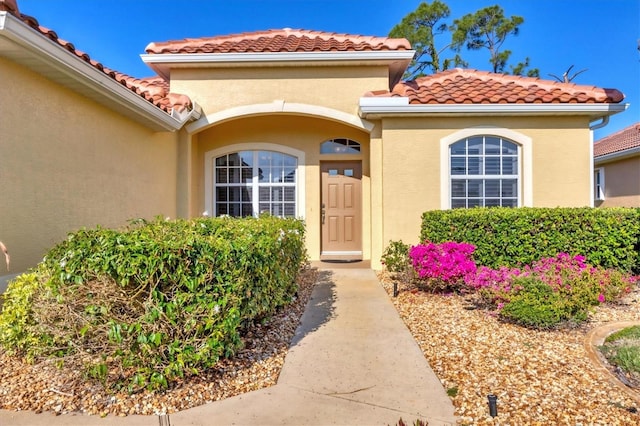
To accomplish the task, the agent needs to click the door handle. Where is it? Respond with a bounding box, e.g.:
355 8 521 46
321 203 326 224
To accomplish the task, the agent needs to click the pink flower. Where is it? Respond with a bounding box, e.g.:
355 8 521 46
598 293 606 303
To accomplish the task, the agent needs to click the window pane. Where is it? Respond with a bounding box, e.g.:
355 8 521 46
451 157 466 175
216 187 228 202
467 199 481 208
468 157 482 175
284 187 296 201
451 180 466 197
259 187 270 202
450 140 466 155
468 137 483 155
485 137 501 155
502 179 518 197
216 155 228 167
283 168 296 183
229 168 240 183
216 168 227 184
241 203 253 217
229 187 241 201
502 157 518 175
485 180 500 197
284 204 296 217
227 153 242 167
320 138 361 154
502 199 517 207
503 141 518 155
485 199 501 207
241 167 252 183
451 199 466 208
216 203 228 215
485 157 501 175
468 180 483 197
239 152 253 167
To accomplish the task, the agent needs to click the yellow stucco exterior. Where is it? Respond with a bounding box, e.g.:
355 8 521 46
0 57 179 273
595 156 640 207
0 22 625 278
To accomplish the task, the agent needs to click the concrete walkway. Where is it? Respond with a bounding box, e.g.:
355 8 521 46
0 267 457 425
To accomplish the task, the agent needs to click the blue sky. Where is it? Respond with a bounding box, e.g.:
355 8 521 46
18 0 639 139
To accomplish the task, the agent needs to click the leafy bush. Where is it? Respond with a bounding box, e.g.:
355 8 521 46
465 253 637 328
420 207 640 272
409 241 476 291
381 240 410 275
0 216 307 391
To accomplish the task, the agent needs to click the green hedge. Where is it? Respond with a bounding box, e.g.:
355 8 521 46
420 207 640 272
0 216 307 391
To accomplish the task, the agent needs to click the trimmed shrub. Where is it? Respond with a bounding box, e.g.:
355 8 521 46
0 216 307 391
420 207 640 272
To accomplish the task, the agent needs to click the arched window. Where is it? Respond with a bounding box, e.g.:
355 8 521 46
449 136 519 208
320 138 361 154
214 151 297 217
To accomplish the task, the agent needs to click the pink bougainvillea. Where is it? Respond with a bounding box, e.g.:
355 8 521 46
409 241 476 289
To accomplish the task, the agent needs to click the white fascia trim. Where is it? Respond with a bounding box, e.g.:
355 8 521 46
187 100 374 134
594 146 640 165
360 100 628 117
141 50 416 66
204 143 306 219
440 127 533 209
0 12 183 131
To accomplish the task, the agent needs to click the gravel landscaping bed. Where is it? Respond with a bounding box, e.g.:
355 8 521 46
0 268 317 417
379 272 640 425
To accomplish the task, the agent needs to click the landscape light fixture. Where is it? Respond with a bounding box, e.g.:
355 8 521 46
488 394 498 417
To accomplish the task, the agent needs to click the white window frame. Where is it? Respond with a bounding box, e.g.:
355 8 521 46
440 127 533 209
204 143 306 218
594 167 605 201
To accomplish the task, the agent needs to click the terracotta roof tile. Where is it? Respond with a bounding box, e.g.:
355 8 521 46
365 68 624 105
145 28 411 54
594 122 640 157
3 3 192 114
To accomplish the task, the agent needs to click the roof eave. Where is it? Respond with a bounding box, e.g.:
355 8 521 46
358 97 629 120
0 12 184 132
141 50 415 88
594 146 640 165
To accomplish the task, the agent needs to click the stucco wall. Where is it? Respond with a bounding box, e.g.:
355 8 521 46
170 65 389 116
596 156 640 207
376 116 593 255
194 115 370 261
0 58 178 275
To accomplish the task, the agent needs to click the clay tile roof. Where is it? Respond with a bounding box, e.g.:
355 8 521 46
366 68 624 105
145 28 411 54
2 2 192 114
594 122 640 157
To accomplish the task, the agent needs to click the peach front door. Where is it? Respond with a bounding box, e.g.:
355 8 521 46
320 161 362 260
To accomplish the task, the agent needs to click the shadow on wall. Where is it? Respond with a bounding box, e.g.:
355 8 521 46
289 270 337 347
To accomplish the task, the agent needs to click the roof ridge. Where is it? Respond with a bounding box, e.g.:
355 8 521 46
145 28 411 54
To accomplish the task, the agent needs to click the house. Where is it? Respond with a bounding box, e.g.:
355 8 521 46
0 0 628 280
593 123 640 207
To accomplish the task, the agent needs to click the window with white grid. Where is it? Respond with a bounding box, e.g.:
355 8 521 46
214 151 297 217
450 136 520 208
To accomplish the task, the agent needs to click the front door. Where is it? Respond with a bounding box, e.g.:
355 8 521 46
320 161 362 261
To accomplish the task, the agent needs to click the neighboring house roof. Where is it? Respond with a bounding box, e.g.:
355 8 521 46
366 68 624 105
594 122 640 159
0 0 193 116
145 28 411 54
